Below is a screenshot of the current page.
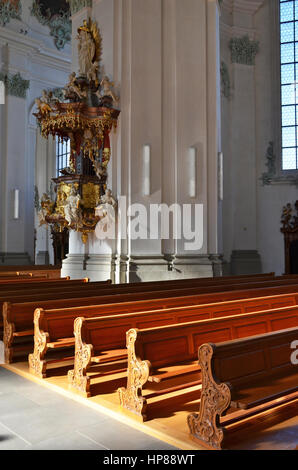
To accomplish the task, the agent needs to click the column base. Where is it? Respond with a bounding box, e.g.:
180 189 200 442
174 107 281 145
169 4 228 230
230 250 262 275
62 253 225 283
61 254 88 279
124 254 224 282
35 251 49 265
0 252 32 265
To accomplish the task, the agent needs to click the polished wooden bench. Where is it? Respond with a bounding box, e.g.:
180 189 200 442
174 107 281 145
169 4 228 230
5 276 298 363
27 290 298 381
187 327 298 450
0 278 90 338
0 265 61 270
118 307 298 421
3 276 298 345
0 270 62 279
0 276 71 285
1 274 294 346
0 279 119 352
0 277 87 290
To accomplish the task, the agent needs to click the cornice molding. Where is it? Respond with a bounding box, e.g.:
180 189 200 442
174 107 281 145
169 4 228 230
220 22 257 40
221 0 265 16
0 26 71 73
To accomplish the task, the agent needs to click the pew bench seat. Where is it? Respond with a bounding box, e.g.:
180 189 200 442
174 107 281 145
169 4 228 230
188 327 298 450
230 370 298 410
47 337 76 349
13 329 34 337
118 306 298 421
91 348 127 364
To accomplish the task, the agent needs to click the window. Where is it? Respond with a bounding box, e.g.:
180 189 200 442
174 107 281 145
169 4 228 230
280 0 298 170
56 137 70 176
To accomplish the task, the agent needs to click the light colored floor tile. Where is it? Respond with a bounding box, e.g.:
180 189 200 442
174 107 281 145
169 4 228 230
0 367 176 450
77 422 178 451
29 431 107 450
0 392 40 417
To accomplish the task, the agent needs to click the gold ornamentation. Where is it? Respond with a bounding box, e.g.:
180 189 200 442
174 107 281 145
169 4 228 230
187 343 231 450
28 309 49 378
56 183 72 217
82 183 100 209
33 17 120 243
68 317 93 397
118 329 151 421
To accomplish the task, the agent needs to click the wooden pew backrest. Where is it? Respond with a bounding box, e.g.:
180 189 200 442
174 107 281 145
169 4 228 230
188 327 298 450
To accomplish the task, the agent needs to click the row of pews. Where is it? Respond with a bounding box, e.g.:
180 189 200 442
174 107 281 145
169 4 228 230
0 269 297 450
0 265 62 279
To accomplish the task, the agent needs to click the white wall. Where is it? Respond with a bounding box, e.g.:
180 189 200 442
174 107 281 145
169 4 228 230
221 0 298 275
0 1 71 264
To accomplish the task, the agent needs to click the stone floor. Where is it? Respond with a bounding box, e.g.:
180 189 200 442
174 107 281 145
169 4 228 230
0 367 178 450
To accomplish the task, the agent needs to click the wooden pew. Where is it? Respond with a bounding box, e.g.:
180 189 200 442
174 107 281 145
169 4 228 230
0 267 62 279
28 296 298 391
0 279 117 343
5 276 298 363
187 328 298 450
0 277 87 289
0 265 61 270
2 275 294 342
27 293 298 379
117 307 298 421
4 277 298 346
0 277 71 285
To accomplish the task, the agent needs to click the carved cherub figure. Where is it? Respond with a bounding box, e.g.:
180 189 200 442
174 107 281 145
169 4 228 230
35 97 52 117
64 72 87 101
96 76 119 104
38 193 54 226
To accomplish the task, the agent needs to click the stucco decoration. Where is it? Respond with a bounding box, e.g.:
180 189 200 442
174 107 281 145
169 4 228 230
66 0 92 16
261 141 298 186
229 35 259 66
31 0 71 50
0 0 21 27
0 71 30 98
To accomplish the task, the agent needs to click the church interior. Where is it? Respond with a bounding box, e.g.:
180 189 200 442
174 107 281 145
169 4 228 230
0 0 297 452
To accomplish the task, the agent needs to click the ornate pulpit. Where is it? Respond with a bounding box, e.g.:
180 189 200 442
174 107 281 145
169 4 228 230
34 18 120 245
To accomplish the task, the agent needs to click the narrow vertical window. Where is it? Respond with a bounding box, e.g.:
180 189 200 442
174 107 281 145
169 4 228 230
280 0 298 170
56 137 70 176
